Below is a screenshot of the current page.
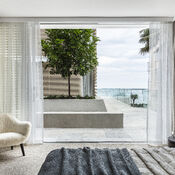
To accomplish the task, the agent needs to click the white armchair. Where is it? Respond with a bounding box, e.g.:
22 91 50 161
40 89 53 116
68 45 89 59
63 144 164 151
0 114 31 156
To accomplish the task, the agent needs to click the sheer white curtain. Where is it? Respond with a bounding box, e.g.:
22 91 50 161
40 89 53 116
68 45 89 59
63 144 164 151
0 22 43 144
147 22 174 144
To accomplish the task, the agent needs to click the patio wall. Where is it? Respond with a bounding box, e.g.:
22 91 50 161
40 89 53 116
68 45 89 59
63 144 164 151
43 68 82 96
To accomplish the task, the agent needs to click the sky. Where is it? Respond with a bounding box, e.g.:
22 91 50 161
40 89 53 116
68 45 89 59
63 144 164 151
97 27 149 89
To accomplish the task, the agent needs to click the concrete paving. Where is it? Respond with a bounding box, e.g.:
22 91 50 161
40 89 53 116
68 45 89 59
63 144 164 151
44 98 147 142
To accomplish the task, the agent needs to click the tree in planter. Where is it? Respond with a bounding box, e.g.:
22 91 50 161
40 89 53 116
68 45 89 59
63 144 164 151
139 28 149 55
42 29 99 97
130 94 138 106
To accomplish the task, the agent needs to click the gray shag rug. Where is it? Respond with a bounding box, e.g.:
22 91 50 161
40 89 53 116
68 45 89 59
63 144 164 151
1 143 175 175
38 147 141 175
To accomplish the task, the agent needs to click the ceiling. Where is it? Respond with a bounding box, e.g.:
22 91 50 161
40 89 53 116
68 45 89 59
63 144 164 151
0 0 175 18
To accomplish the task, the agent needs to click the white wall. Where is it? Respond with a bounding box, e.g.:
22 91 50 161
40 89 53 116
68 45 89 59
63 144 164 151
0 0 175 17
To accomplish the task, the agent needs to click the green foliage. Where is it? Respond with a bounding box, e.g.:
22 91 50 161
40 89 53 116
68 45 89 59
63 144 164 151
41 29 99 96
131 103 146 107
130 94 138 106
44 95 95 99
42 29 99 77
139 28 149 55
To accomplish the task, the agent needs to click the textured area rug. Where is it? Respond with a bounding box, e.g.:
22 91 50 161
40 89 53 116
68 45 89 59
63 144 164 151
131 147 175 175
38 147 141 175
1 143 175 175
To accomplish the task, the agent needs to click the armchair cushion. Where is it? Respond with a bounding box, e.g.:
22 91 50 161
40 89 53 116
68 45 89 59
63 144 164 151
0 132 26 148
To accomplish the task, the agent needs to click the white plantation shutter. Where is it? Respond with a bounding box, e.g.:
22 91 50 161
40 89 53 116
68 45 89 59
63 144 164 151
0 23 23 118
0 22 43 143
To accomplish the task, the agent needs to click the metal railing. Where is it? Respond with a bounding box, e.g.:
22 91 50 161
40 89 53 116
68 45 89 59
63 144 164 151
97 88 148 106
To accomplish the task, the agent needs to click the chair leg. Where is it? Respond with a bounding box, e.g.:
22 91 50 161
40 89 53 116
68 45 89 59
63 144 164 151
20 144 25 156
11 146 13 150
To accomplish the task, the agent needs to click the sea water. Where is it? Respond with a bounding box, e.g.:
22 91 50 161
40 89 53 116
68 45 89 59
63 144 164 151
97 88 148 105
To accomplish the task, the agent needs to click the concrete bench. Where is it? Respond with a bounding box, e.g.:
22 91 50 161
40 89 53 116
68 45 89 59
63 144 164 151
44 112 123 128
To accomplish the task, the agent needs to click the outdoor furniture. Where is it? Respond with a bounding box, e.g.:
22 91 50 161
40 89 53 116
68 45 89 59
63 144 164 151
44 112 123 128
0 114 31 156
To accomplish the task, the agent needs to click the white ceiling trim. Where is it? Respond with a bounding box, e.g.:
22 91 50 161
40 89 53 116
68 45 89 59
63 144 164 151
0 17 174 23
40 24 149 29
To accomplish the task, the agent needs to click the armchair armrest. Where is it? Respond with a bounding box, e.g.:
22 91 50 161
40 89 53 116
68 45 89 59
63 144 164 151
5 115 31 140
14 120 31 138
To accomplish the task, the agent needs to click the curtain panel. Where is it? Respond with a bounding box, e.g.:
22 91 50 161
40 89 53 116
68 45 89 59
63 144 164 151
148 22 174 144
0 22 43 144
173 22 175 136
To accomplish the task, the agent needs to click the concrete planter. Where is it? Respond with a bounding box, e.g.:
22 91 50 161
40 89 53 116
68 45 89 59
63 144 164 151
44 99 107 112
44 99 123 128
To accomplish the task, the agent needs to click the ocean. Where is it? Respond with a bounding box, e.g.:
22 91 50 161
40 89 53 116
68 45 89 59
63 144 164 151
97 88 148 105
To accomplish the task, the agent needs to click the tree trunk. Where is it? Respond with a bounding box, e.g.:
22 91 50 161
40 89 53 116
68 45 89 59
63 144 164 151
68 74 71 97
